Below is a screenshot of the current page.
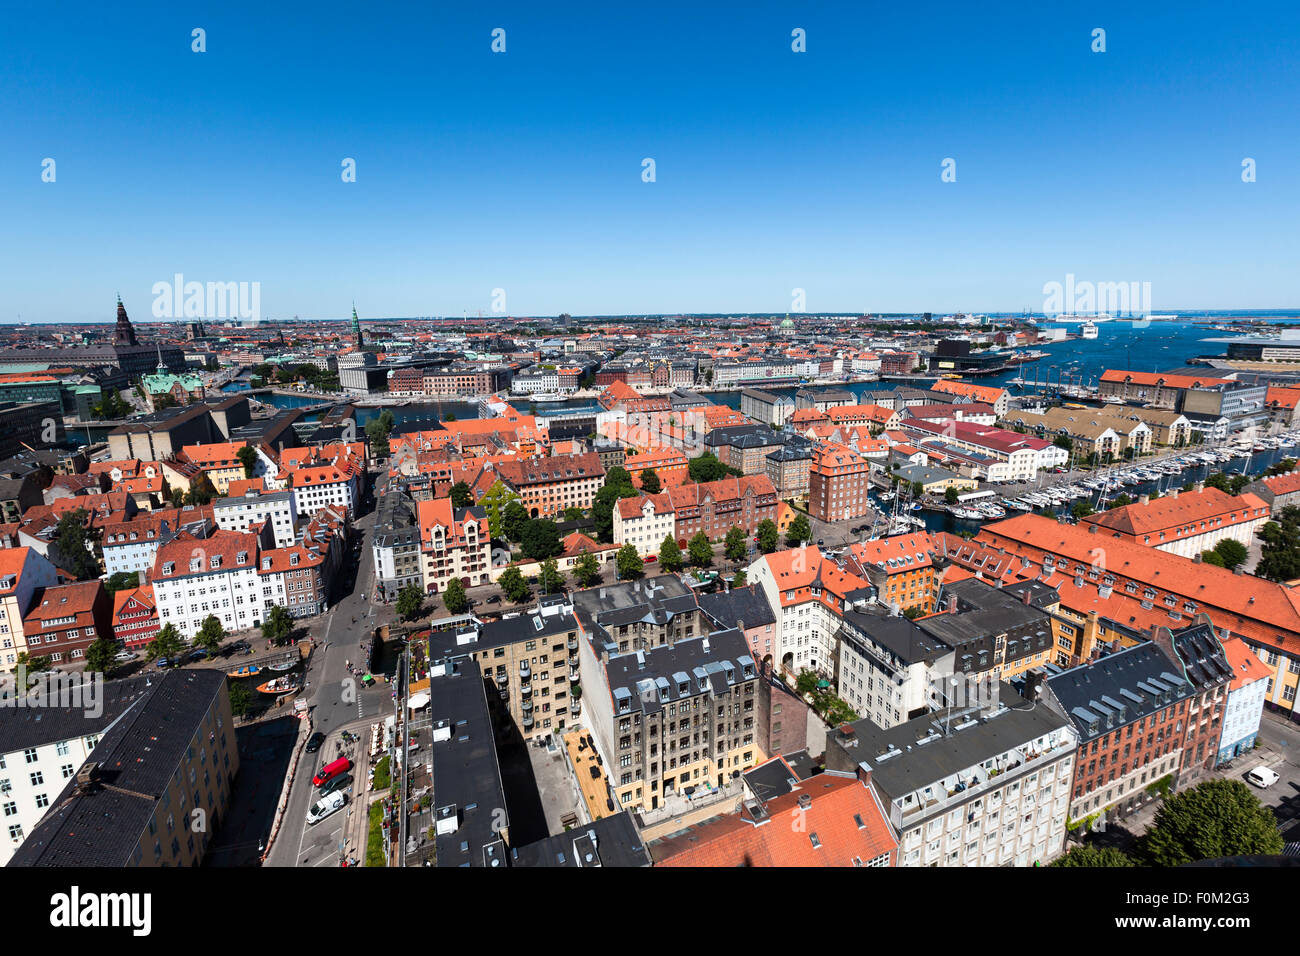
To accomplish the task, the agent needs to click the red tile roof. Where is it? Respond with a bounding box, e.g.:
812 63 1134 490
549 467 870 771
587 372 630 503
653 770 896 867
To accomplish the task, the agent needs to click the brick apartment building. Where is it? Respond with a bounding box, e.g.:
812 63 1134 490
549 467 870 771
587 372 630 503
496 452 605 518
809 442 871 522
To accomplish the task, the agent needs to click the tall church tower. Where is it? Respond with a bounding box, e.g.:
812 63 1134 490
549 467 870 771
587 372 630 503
113 295 138 346
351 304 364 347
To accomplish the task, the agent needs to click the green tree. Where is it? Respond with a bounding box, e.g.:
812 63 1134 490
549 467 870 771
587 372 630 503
1071 500 1096 519
1051 845 1135 867
13 652 51 689
521 519 563 561
724 525 747 562
236 444 257 478
450 481 473 508
1256 507 1300 581
442 578 469 615
1214 538 1248 571
944 486 959 505
228 682 253 718
84 637 117 674
756 518 778 554
911 481 925 499
1106 493 1133 510
658 535 683 572
184 472 217 506
1053 434 1073 452
687 453 730 484
103 570 140 593
592 471 639 543
502 500 531 542
365 409 395 458
563 506 585 522
52 509 100 581
572 551 601 588
639 469 661 494
537 558 564 595
605 465 633 488
499 566 531 603
1200 549 1226 567
396 584 425 621
902 605 924 620
194 614 225 656
1141 779 1283 866
479 481 519 539
795 669 819 697
261 604 294 647
688 530 713 568
144 623 184 663
731 569 747 587
786 513 812 547
616 543 645 580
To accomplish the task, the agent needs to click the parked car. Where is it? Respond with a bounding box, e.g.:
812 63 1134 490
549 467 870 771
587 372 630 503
313 757 352 788
320 772 352 796
113 650 136 663
487 595 501 604
306 790 347 825
305 732 326 753
1246 766 1280 788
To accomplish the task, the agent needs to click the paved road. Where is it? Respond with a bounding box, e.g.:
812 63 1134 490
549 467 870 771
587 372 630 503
265 470 403 867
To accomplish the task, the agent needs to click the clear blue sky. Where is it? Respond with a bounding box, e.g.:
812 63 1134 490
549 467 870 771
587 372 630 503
2 0 1297 322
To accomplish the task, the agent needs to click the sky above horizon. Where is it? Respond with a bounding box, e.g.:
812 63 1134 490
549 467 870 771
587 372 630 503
2 1 1298 323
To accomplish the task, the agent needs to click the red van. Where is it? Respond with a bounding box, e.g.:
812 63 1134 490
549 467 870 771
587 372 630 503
313 757 352 788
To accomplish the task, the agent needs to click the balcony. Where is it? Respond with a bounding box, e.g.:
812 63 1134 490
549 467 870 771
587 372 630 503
567 636 578 651
889 738 1076 830
522 713 534 729
495 672 508 687
569 664 581 681
570 699 581 718
521 699 534 714
520 684 532 700
520 662 531 680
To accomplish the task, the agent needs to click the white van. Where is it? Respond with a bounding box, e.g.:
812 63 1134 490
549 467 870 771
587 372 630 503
306 789 347 825
1246 766 1280 789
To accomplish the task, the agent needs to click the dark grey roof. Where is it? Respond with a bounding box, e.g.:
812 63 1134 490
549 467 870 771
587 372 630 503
510 812 650 867
742 755 803 803
572 576 698 642
429 658 510 868
429 600 580 659
834 684 1071 804
841 611 950 666
920 578 1052 648
1167 622 1234 691
605 630 757 718
698 585 777 631
8 669 228 867
0 673 156 756
1045 640 1193 742
703 425 783 449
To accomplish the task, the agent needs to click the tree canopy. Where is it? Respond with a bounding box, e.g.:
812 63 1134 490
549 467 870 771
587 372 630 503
616 543 644 580
1140 779 1283 866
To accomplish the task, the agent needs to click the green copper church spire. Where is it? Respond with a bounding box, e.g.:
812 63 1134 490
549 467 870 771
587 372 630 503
351 302 363 347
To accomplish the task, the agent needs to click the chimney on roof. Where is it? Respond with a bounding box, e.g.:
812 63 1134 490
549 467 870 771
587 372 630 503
1088 523 1097 534
946 593 957 614
1139 494 1149 506
1022 586 1032 605
1194 480 1204 493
